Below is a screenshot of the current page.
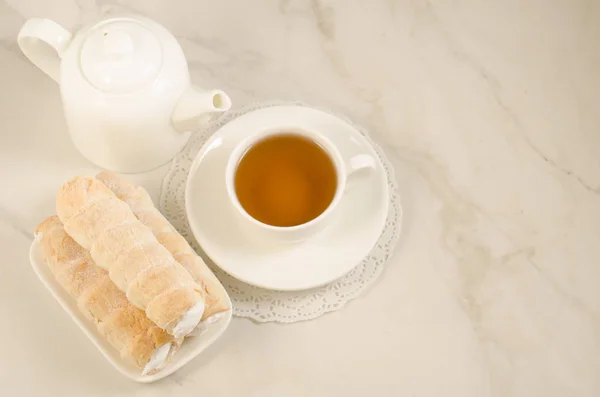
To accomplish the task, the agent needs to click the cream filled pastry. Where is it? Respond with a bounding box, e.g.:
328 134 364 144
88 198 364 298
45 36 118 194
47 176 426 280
96 171 230 326
56 175 206 337
36 216 182 375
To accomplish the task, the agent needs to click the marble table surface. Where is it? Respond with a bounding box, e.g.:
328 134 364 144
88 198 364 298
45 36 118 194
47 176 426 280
1 1 599 396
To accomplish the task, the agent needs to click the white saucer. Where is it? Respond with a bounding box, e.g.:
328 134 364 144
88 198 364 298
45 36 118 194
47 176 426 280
185 106 389 291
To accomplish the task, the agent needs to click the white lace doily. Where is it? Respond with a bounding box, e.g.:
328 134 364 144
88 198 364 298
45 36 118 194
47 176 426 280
160 101 402 323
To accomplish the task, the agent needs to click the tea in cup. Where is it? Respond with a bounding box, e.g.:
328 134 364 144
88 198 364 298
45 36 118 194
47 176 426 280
225 127 375 242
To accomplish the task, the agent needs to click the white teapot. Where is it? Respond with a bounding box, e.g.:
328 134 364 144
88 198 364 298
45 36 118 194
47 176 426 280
18 16 231 173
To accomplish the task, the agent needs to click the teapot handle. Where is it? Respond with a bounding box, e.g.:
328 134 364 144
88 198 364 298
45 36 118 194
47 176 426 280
18 18 72 83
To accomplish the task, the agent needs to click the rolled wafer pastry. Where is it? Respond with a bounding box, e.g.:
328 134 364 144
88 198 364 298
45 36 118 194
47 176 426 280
56 176 206 337
96 171 230 326
35 216 182 375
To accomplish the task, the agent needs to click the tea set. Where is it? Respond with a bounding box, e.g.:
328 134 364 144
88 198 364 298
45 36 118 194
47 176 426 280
18 14 389 291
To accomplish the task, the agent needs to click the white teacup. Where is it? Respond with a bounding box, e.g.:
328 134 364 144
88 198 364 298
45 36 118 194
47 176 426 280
225 126 376 243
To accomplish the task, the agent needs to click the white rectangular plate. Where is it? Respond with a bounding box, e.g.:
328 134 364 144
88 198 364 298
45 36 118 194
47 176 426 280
29 239 232 383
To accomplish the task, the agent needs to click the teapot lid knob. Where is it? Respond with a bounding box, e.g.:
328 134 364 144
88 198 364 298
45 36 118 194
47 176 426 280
80 18 162 94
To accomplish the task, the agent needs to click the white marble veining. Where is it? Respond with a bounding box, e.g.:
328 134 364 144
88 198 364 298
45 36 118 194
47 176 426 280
0 1 599 396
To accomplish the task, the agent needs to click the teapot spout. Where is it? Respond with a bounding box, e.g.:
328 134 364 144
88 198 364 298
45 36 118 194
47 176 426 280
172 87 232 131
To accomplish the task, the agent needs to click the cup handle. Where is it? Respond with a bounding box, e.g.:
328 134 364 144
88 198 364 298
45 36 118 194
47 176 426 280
18 18 72 83
344 153 377 188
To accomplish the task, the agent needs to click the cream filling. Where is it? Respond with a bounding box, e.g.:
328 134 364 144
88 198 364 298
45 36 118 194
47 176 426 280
142 342 173 376
188 311 228 337
171 302 205 338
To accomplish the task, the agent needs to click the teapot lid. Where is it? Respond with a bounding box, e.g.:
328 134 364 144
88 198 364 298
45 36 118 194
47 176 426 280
80 18 162 94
